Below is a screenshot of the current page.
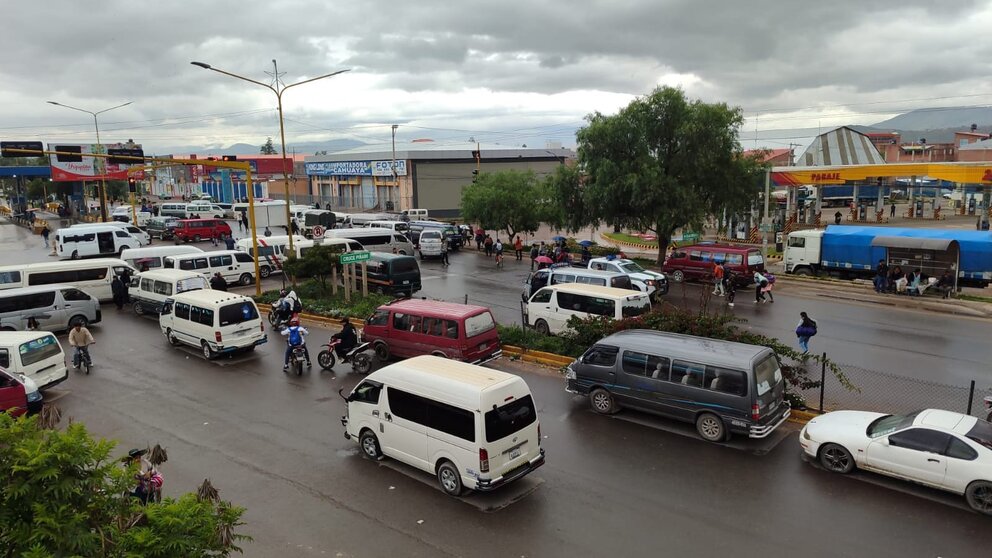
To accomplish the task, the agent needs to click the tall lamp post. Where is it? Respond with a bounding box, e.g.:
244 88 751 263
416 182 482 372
46 100 132 223
190 60 349 254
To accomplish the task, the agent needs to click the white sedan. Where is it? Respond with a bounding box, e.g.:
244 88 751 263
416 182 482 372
800 408 992 515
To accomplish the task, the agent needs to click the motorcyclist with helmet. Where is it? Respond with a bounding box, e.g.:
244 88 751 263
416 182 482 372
332 317 358 359
281 317 311 371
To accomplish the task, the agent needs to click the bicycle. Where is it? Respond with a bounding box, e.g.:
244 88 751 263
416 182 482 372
73 346 93 375
495 251 504 269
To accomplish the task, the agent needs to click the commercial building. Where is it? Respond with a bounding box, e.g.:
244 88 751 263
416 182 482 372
305 141 575 217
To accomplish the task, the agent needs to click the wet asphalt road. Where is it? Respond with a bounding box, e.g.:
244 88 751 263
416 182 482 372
4 222 991 556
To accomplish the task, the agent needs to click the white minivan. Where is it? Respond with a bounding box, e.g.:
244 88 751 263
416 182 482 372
56 226 141 260
130 269 210 316
0 285 102 332
186 203 226 219
159 290 267 360
69 221 151 246
341 355 545 496
524 283 652 336
236 235 361 277
323 228 414 255
416 229 444 259
0 259 134 302
162 250 258 286
0 331 69 390
121 245 203 271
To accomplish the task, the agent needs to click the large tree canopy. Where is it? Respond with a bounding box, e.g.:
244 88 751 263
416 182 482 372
460 169 547 241
547 86 764 263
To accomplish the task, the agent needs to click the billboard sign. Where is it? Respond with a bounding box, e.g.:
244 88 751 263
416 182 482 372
47 142 144 182
305 159 407 177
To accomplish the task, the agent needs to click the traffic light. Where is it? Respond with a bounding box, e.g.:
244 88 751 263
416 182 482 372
127 177 137 193
107 147 144 165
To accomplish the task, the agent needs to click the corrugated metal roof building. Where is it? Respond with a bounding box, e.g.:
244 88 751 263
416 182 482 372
796 126 886 166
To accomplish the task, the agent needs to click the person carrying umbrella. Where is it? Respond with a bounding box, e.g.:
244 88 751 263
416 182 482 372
535 255 554 270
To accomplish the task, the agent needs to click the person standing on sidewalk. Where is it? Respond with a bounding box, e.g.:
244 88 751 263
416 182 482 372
240 211 249 234
795 312 817 353
41 224 50 249
440 239 450 267
514 236 523 261
873 259 888 293
711 262 725 296
529 243 539 271
725 271 737 307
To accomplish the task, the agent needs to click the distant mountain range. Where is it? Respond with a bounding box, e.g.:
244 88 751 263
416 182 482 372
154 138 366 157
855 106 992 144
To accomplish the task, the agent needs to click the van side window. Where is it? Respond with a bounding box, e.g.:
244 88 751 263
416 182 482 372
671 360 705 387
445 320 458 339
726 254 743 265
209 255 232 267
407 315 422 333
583 346 618 367
689 250 702 262
392 312 409 331
671 251 686 260
351 381 382 404
704 366 747 396
712 253 727 264
427 399 476 442
115 230 130 238
387 388 429 425
141 278 154 292
234 252 254 263
623 351 671 379
0 349 8 368
551 273 575 285
0 271 21 285
175 302 190 320
367 309 389 326
61 288 90 301
153 281 173 296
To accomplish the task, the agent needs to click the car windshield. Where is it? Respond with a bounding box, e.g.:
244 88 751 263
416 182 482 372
620 262 645 273
966 418 992 450
867 410 922 438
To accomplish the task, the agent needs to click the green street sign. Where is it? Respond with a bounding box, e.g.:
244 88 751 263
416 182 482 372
340 251 372 264
682 232 700 241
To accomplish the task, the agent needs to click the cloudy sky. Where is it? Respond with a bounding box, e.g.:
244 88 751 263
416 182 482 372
2 0 992 155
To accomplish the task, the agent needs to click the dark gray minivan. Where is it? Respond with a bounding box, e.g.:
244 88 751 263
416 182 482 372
565 329 790 442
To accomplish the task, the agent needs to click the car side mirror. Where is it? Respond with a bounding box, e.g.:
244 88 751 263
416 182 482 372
880 437 890 447
338 388 351 402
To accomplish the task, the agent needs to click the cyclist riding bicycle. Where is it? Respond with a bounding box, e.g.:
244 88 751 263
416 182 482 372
67 321 95 369
281 317 311 371
494 239 504 267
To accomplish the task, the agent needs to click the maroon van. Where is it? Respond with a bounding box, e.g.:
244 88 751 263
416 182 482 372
662 243 764 285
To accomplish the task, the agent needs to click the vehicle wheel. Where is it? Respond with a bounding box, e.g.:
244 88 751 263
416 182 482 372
818 443 855 474
360 429 383 460
267 312 277 326
294 359 303 376
590 388 618 415
133 302 145 316
201 342 215 360
373 342 390 361
193 234 201 243
534 319 550 336
398 250 407 255
352 353 373 374
239 273 253 286
436 460 463 496
671 269 685 283
317 350 335 370
71 250 79 260
68 314 88 328
1 327 15 332
83 360 90 375
260 266 272 278
375 285 386 295
696 413 726 442
794 267 813 277
965 481 992 515
431 351 447 359
166 328 180 346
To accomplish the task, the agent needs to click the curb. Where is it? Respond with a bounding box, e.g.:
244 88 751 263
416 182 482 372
501 345 574 367
600 232 658 250
788 409 820 425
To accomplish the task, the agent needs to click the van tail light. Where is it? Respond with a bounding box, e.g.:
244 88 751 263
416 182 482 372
260 323 264 333
538 423 541 445
215 331 222 342
479 448 490 473
752 403 760 421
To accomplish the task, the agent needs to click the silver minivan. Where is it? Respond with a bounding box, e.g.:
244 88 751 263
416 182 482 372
522 265 634 300
565 329 790 442
0 285 102 331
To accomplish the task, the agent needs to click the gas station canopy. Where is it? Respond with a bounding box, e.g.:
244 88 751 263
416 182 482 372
771 162 992 187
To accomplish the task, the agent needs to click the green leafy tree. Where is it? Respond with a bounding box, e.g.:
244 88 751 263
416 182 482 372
106 180 127 202
281 243 343 289
260 138 277 155
0 414 248 557
547 86 765 264
460 169 547 241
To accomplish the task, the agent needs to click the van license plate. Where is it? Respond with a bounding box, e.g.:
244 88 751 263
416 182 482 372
403 280 409 284
509 448 521 460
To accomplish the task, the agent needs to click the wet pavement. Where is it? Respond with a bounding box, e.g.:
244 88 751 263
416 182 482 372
4 219 992 557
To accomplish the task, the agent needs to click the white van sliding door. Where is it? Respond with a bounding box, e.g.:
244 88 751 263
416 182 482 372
382 388 429 469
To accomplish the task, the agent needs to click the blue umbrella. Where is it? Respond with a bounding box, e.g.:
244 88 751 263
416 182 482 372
551 235 567 242
578 240 595 247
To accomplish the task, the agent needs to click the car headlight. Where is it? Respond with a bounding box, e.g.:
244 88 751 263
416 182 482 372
565 365 576 380
802 428 812 441
646 279 656 286
26 391 42 403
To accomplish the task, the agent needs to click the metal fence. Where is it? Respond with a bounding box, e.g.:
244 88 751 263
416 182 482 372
797 354 992 419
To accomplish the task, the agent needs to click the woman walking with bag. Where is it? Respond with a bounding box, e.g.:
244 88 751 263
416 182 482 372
795 312 817 354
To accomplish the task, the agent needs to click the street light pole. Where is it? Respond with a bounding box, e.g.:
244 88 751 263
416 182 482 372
46 100 132 223
391 125 398 209
191 60 349 255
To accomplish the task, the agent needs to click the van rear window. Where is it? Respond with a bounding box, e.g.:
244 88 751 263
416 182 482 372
754 354 782 396
484 395 537 443
219 302 259 326
390 258 419 275
747 251 764 266
465 312 495 338
19 335 61 366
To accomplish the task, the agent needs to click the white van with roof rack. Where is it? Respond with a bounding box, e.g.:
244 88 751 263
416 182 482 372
341 355 545 496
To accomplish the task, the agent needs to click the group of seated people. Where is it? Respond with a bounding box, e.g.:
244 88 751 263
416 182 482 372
876 262 955 298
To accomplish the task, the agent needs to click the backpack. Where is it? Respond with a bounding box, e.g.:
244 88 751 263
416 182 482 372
765 273 776 284
288 326 302 346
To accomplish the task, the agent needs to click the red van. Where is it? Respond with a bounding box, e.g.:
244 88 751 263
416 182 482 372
662 243 765 285
362 299 501 364
0 367 31 417
173 219 232 243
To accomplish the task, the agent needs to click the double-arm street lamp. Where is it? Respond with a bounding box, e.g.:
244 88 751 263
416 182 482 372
46 100 133 222
190 60 349 254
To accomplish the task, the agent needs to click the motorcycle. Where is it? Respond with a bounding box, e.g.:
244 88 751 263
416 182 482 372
317 336 374 374
985 395 992 422
287 344 309 376
268 302 297 329
73 346 92 375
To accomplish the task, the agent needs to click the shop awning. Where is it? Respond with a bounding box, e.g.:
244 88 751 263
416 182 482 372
871 236 957 251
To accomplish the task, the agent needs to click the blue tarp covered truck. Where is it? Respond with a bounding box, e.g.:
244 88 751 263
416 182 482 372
783 225 992 287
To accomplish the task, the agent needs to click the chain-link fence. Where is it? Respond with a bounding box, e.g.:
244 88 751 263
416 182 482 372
796 356 992 419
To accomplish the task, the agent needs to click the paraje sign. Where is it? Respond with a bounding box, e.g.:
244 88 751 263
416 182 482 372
810 172 843 183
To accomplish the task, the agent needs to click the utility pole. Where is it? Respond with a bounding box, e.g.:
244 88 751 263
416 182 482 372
788 143 802 166
391 124 398 209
